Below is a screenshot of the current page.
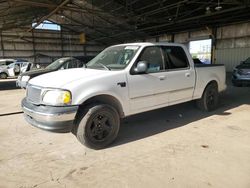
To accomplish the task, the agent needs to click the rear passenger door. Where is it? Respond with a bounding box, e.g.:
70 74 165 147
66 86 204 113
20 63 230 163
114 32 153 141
162 46 195 105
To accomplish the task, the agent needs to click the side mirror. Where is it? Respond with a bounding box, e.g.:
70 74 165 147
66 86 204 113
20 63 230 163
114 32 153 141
134 61 148 74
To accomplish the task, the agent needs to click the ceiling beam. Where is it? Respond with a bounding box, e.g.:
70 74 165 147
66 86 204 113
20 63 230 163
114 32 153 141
91 5 248 42
26 0 70 32
12 0 121 16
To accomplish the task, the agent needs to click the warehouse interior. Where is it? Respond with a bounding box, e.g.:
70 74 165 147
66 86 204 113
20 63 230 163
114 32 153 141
0 1 250 188
0 0 250 69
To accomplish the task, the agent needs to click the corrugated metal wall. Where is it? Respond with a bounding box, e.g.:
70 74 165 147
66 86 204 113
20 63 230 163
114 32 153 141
148 22 250 72
215 23 250 71
0 28 105 65
215 48 250 71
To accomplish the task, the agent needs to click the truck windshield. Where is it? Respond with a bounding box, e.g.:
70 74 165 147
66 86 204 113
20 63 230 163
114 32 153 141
46 58 70 70
86 45 140 70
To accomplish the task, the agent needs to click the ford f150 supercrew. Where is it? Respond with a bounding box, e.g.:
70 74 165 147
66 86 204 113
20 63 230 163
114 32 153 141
22 42 226 149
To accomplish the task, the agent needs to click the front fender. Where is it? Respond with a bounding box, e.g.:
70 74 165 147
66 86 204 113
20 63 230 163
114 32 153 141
73 87 129 117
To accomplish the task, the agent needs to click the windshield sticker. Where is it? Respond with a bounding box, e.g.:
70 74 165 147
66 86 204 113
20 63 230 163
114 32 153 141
125 46 139 50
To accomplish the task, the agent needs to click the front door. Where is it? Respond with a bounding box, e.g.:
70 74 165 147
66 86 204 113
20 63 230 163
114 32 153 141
127 46 169 113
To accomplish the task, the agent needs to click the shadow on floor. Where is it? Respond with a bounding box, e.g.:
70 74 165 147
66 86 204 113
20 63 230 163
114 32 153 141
0 78 19 90
112 76 250 147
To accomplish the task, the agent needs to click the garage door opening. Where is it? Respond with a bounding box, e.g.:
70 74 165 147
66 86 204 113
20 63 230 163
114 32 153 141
189 39 212 64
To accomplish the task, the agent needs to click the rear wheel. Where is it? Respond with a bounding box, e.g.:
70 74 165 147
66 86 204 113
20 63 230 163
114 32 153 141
75 104 120 149
196 83 219 111
0 73 7 79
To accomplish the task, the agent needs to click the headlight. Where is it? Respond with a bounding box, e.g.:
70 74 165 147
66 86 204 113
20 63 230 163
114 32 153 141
42 89 72 106
237 69 243 75
21 75 30 82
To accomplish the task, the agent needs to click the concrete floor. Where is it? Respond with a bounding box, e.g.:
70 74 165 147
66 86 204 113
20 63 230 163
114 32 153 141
0 78 250 188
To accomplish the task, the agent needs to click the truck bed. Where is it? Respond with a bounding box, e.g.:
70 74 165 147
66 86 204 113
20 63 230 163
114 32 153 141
194 64 224 67
193 64 226 100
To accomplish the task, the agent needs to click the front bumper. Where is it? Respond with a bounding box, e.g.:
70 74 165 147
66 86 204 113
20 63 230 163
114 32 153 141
22 98 78 133
16 76 28 88
16 80 27 88
232 73 250 86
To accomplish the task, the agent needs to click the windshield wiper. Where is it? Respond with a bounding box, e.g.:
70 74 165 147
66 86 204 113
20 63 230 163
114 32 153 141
97 62 111 70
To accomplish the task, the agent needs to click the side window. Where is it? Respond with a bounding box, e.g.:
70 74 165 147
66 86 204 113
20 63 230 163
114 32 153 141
138 46 164 73
6 61 13 65
77 61 84 68
61 63 67 69
20 62 25 68
73 59 83 68
162 46 189 69
63 60 77 69
67 60 77 69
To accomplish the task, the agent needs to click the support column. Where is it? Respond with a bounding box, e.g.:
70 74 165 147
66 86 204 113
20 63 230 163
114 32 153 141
60 30 64 57
171 33 175 42
211 28 217 64
0 31 5 58
31 30 36 63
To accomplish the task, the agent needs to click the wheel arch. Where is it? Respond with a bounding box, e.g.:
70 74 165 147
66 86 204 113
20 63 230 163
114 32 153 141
77 94 125 118
0 72 8 78
201 80 218 97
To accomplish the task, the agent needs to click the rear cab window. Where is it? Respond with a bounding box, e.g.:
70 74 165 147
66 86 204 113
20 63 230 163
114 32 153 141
162 46 189 70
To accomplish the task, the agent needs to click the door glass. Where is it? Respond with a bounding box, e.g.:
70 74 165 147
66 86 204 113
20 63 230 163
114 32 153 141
138 46 164 73
162 46 189 69
67 61 73 69
6 61 14 65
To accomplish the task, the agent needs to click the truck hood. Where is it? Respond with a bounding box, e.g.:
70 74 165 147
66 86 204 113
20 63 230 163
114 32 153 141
236 63 250 69
28 68 111 88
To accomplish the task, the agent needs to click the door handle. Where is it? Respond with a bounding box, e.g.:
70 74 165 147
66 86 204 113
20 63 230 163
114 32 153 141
185 73 190 77
158 76 166 80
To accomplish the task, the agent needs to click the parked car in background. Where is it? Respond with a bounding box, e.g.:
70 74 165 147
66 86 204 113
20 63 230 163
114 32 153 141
0 59 16 68
0 61 31 79
232 57 250 86
17 56 94 88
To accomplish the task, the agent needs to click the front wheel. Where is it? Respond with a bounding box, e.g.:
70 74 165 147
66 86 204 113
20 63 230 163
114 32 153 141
196 83 219 111
0 73 7 79
75 104 120 149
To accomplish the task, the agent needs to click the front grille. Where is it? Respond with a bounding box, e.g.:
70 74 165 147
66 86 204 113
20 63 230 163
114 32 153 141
241 69 250 75
238 69 250 75
26 85 42 104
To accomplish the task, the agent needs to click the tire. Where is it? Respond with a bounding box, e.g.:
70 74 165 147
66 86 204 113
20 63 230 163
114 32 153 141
0 73 8 79
75 104 120 149
232 83 242 87
196 83 219 112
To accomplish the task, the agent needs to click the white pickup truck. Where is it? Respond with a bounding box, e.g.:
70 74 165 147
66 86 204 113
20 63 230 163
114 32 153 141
22 42 226 149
